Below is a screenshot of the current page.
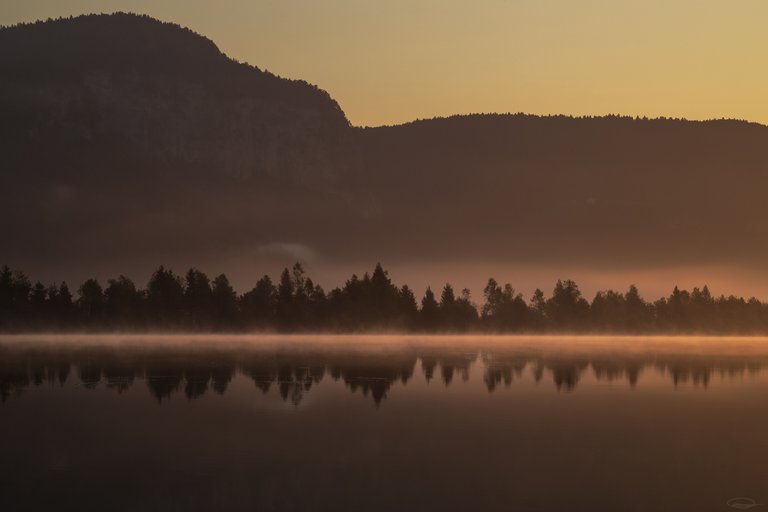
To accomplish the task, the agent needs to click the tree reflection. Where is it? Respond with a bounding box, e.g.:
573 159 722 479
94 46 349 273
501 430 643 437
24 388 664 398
145 366 184 402
103 364 135 393
331 357 415 405
591 359 643 387
78 364 101 389
0 341 767 404
481 354 527 392
548 361 589 391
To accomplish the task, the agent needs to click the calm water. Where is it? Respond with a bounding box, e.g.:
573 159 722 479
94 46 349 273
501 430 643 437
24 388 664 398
1 335 767 511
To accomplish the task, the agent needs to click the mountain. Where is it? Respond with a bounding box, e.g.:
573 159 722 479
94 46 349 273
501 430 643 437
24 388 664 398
352 114 768 267
1 12 348 175
3 13 768 296
0 13 353 280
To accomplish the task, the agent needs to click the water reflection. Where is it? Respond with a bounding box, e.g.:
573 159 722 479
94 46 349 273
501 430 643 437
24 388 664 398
2 336 768 404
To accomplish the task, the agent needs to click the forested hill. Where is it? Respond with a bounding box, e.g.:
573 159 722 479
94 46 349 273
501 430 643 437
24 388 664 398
3 13 768 292
0 13 354 281
350 114 768 268
0 12 349 179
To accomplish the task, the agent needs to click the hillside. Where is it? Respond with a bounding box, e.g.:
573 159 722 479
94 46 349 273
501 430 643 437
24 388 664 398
0 12 348 165
350 114 768 269
0 13 355 282
3 13 768 295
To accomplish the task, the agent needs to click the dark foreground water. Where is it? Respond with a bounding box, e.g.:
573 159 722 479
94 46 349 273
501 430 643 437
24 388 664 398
1 335 767 511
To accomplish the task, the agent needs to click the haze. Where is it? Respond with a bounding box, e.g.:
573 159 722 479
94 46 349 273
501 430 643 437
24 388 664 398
3 7 768 304
3 0 768 127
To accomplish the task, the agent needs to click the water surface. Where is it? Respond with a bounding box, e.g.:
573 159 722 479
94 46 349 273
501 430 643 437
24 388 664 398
1 335 767 511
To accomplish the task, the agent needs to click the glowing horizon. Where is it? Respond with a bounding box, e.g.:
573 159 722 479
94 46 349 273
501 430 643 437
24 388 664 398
2 0 768 127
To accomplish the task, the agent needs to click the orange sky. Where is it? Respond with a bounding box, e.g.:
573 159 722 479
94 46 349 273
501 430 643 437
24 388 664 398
3 0 768 127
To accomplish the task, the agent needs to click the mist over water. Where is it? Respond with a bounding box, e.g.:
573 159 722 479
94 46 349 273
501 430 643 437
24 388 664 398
2 335 767 511
4 7 768 512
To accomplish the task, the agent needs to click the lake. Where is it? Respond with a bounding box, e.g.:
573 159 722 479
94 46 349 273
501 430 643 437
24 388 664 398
1 334 767 511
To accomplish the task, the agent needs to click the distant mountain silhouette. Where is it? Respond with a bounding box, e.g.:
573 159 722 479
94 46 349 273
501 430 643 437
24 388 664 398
3 13 768 287
1 13 348 173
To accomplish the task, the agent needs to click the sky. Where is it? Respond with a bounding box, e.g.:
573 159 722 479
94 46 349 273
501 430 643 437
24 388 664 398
2 0 768 127
4 0 768 302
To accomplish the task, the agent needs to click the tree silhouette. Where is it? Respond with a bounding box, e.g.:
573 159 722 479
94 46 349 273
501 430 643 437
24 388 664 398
275 267 295 328
77 278 105 323
420 287 439 329
211 274 237 328
241 275 277 328
2 262 768 333
0 265 12 311
398 285 419 328
547 280 589 331
30 282 47 310
184 268 213 328
240 275 277 328
104 275 143 327
147 266 184 327
482 278 528 331
439 284 478 330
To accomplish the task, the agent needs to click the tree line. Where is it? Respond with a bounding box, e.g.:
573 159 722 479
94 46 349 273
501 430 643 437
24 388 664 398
1 263 767 333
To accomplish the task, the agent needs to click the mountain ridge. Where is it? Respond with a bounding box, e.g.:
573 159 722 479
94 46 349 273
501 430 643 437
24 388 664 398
3 13 768 298
4 13 765 130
